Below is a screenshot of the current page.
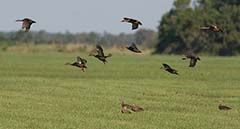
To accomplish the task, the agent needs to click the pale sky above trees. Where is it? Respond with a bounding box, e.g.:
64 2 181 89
0 0 174 33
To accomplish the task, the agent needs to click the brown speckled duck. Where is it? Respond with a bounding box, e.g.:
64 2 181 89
130 104 144 112
120 100 131 114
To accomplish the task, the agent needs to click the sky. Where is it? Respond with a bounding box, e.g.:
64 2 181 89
0 0 174 34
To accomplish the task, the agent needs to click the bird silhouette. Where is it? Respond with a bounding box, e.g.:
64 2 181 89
121 17 142 30
160 63 178 75
16 18 36 32
182 54 200 67
218 103 232 110
126 43 142 53
201 25 223 33
89 45 112 64
65 56 87 72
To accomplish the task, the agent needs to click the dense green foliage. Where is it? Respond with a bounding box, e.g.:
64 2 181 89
0 29 157 48
0 52 239 129
155 0 240 55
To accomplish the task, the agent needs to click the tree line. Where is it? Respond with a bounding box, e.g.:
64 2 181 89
0 29 157 49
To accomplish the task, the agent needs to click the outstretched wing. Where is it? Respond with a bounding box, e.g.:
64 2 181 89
77 56 87 64
130 43 137 49
129 43 141 53
162 63 172 69
96 45 105 57
189 58 197 67
132 23 139 30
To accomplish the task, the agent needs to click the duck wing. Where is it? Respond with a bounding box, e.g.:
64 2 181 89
77 56 87 64
189 58 197 67
132 23 139 30
162 63 172 69
96 45 105 57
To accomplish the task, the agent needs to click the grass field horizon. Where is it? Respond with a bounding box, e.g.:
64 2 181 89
0 51 239 129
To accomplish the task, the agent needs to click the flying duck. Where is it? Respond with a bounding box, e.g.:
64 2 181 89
121 17 142 30
201 25 223 32
126 43 142 53
182 54 200 67
65 56 87 72
16 18 36 32
89 45 112 64
160 63 178 75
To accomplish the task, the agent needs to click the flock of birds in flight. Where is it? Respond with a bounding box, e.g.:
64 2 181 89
15 17 232 113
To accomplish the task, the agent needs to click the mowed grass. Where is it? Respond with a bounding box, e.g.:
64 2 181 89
0 51 240 129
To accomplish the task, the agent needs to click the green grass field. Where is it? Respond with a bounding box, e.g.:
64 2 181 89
0 51 239 129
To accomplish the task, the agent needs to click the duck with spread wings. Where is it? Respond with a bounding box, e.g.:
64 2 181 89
65 56 87 72
89 45 112 64
16 18 36 32
121 17 142 30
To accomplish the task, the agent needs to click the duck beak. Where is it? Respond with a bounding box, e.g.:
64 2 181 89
32 21 36 23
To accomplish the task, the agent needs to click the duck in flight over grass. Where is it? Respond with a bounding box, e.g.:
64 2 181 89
121 17 142 30
89 45 112 64
160 63 178 75
182 54 200 67
16 18 36 32
126 43 142 53
65 56 87 72
201 24 223 33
